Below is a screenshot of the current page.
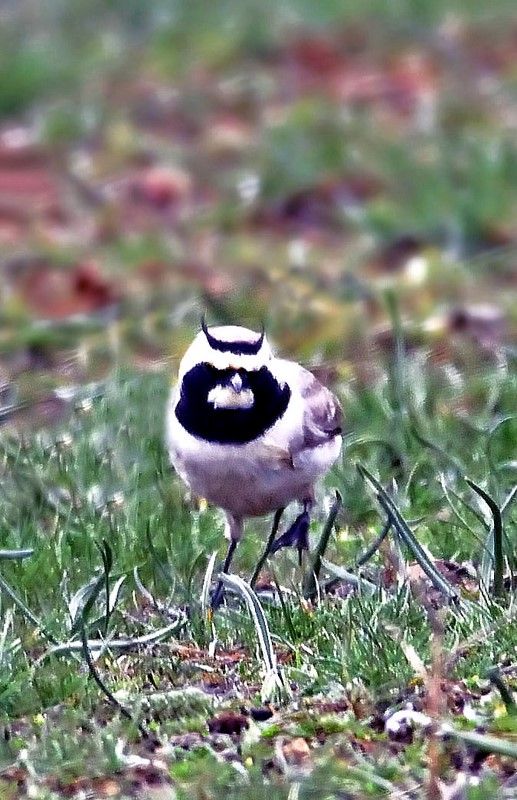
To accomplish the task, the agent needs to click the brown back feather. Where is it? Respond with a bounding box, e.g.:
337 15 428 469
300 371 343 449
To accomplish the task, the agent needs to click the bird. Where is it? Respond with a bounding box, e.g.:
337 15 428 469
166 319 343 607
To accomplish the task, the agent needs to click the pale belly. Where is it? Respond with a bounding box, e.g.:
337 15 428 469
173 451 311 516
170 436 341 517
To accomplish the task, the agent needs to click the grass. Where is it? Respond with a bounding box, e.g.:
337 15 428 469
0 349 515 797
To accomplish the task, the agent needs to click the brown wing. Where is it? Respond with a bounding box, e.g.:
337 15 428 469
299 369 343 449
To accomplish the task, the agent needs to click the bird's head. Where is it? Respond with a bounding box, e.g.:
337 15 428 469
178 321 274 411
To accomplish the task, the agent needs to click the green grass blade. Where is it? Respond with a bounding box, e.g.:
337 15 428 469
271 568 297 641
79 621 150 739
356 519 391 567
384 287 406 415
411 424 465 474
466 479 504 598
97 540 113 636
69 574 105 636
0 572 60 646
302 491 342 599
357 464 459 603
440 723 517 760
501 485 517 583
486 415 517 474
487 666 517 716
145 519 173 586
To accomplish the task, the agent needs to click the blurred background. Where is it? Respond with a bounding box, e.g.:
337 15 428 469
0 0 515 431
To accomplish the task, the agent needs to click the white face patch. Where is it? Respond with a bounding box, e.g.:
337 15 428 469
207 384 255 410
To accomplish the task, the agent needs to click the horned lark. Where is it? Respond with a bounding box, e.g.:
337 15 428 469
166 321 342 606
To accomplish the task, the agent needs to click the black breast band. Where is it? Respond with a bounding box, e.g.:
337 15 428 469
175 363 291 444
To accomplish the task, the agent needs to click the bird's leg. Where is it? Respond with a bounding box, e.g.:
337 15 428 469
270 499 311 566
210 541 237 610
211 515 242 610
249 507 285 589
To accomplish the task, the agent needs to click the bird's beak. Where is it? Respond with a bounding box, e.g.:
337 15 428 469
207 372 254 409
229 373 243 393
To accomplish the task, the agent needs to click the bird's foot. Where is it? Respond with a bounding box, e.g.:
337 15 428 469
210 580 225 611
270 510 310 565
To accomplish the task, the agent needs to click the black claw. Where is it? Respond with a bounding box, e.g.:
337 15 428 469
270 510 310 563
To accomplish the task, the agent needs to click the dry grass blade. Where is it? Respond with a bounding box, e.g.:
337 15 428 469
219 572 290 702
320 557 378 596
133 566 157 605
200 550 218 615
39 618 186 660
0 549 34 559
220 573 276 672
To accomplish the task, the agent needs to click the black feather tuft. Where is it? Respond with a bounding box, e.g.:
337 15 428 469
200 319 265 356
